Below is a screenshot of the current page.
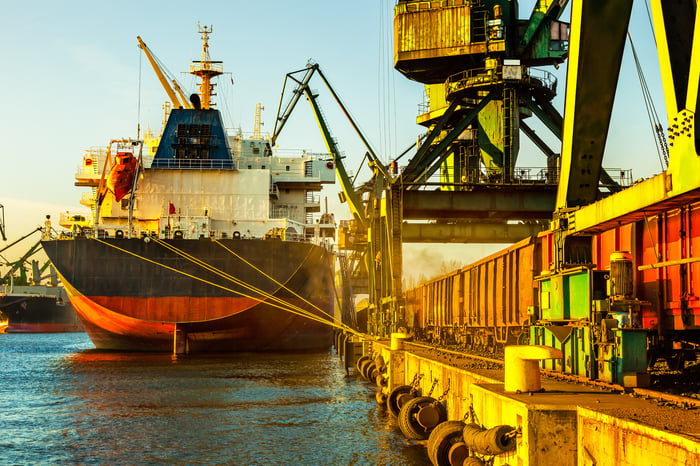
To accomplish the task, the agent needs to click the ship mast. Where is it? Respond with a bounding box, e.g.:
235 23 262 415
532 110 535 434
189 24 223 110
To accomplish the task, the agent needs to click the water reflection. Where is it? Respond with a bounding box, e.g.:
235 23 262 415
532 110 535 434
1 334 429 465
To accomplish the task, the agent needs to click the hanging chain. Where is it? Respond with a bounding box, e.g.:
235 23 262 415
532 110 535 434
438 378 451 401
463 402 480 426
410 373 424 390
427 378 439 397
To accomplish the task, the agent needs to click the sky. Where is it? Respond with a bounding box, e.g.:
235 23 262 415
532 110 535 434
0 0 667 281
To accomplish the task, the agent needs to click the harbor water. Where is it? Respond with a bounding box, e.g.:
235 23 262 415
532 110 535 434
0 333 429 465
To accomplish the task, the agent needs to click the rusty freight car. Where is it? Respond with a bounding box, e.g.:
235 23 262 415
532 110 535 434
405 235 541 349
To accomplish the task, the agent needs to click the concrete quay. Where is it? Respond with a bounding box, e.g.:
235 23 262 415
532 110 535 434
339 335 700 466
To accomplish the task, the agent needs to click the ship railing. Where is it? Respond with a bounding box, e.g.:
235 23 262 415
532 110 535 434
226 129 272 141
149 159 238 170
271 149 333 161
190 62 223 74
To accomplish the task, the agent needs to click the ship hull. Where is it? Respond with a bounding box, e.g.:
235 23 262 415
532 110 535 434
0 294 83 333
42 238 335 352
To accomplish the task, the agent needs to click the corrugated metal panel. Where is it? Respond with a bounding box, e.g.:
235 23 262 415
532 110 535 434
395 3 472 56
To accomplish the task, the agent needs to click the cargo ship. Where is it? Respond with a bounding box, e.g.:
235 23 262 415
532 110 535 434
42 26 338 352
0 284 82 333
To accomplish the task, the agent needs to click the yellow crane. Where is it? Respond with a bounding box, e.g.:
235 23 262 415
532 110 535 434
137 36 184 109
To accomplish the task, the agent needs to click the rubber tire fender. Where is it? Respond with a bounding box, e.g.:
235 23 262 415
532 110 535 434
359 358 374 380
367 365 379 384
427 420 466 466
462 423 516 455
463 457 486 466
375 390 387 406
362 361 377 381
387 385 414 418
398 396 445 440
355 355 370 375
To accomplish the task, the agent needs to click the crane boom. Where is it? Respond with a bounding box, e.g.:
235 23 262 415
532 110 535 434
272 64 377 226
172 80 193 109
137 36 183 109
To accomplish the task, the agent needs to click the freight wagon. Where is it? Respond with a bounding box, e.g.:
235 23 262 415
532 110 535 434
403 200 700 385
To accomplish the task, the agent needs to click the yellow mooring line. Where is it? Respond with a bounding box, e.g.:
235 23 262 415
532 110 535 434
90 236 363 336
213 239 336 323
150 237 335 327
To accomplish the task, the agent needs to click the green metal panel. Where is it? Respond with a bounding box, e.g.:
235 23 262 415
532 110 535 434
567 271 590 319
599 329 647 385
531 324 593 377
618 329 647 373
549 275 565 319
540 277 553 320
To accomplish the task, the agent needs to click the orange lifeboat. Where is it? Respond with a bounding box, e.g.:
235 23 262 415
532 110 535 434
100 152 137 202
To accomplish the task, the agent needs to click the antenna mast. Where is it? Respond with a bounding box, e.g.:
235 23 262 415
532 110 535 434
190 24 223 109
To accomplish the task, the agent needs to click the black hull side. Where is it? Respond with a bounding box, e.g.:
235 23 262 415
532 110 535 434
0 295 82 332
41 237 335 351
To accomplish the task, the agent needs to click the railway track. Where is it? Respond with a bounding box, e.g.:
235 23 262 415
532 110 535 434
403 339 700 407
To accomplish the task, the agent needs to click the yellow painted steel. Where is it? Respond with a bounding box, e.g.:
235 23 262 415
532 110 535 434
651 0 700 197
171 80 192 110
556 0 634 210
189 24 223 110
570 2 700 235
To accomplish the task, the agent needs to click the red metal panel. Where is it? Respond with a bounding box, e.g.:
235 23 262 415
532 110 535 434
689 205 700 314
468 268 477 326
494 255 504 327
480 263 488 326
517 244 534 325
664 210 683 306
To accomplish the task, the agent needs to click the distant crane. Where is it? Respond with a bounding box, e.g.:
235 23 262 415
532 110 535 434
0 204 5 241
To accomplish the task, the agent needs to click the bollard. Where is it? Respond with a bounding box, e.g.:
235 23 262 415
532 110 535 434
391 332 411 350
504 345 562 392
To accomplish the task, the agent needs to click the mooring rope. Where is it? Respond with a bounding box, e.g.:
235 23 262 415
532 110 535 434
158 237 365 337
212 239 337 324
91 237 335 327
151 237 347 329
90 236 363 336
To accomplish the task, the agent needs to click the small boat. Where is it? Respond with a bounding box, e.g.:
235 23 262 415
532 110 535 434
100 151 138 203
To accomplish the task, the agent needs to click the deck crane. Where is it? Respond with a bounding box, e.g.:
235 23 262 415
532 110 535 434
271 63 391 227
137 36 186 110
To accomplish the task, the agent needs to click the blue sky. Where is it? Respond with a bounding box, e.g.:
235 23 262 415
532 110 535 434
0 0 667 278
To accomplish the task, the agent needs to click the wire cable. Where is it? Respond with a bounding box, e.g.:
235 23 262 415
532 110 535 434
628 32 668 171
